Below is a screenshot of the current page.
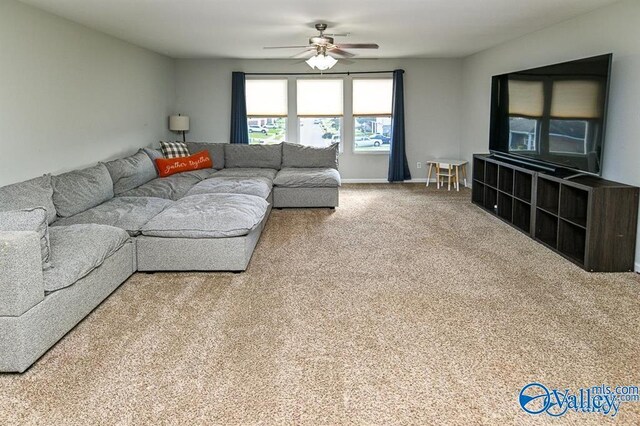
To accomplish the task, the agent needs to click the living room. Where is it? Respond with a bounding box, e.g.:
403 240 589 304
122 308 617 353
1 0 639 424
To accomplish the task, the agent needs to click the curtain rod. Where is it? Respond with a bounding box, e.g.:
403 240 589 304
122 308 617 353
244 70 395 76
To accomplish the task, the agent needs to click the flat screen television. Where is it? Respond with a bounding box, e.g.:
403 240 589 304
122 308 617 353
489 54 612 176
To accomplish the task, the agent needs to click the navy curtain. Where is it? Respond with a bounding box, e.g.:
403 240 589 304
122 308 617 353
230 72 249 144
388 69 411 182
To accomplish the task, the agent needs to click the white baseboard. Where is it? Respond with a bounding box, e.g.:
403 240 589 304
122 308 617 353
635 262 640 273
342 178 428 184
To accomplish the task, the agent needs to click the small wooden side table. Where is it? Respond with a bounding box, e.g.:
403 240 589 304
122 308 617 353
426 158 468 191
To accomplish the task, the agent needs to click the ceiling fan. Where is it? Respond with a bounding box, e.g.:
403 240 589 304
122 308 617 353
264 23 379 70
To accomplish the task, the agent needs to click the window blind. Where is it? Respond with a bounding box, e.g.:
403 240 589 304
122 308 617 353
508 80 544 117
246 79 288 117
550 80 601 119
296 79 343 116
353 79 393 116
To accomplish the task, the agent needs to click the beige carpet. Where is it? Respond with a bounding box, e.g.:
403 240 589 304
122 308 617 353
1 184 639 425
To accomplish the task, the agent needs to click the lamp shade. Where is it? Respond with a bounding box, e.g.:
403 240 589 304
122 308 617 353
169 115 189 131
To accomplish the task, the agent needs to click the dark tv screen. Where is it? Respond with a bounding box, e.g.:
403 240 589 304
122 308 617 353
489 54 612 175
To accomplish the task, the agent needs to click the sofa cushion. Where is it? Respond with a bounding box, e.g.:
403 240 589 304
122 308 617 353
52 197 174 236
117 169 214 200
142 148 164 173
159 141 190 158
212 168 278 181
44 224 129 292
186 142 225 169
0 208 51 269
186 177 272 199
282 142 339 169
103 149 157 195
274 168 341 188
0 175 57 224
52 164 114 217
224 144 282 169
141 193 269 238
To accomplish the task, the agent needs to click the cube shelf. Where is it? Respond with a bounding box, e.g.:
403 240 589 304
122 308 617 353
537 177 559 214
472 182 485 205
560 185 588 228
497 192 513 222
498 166 514 194
473 157 485 182
514 171 533 202
484 187 498 213
485 162 498 188
513 199 531 234
559 219 586 264
536 209 558 249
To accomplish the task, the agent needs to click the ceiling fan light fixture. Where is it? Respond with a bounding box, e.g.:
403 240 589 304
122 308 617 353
306 53 337 71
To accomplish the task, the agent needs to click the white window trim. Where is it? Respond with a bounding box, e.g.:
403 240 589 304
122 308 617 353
350 77 393 155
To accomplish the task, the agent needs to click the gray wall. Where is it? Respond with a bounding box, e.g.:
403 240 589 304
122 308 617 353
175 58 462 181
0 0 175 186
460 0 640 270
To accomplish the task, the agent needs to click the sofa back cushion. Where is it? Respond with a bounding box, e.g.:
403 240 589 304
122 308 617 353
0 207 51 269
0 175 57 224
186 142 226 169
224 143 282 169
282 142 339 169
103 149 157 195
52 164 114 217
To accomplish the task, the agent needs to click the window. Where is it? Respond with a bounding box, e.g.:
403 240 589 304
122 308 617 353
246 79 287 144
548 80 599 155
509 117 538 152
297 79 343 148
549 119 588 154
352 79 393 152
507 80 543 153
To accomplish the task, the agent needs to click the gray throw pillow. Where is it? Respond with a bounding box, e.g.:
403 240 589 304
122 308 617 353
282 142 339 169
0 208 51 270
186 142 226 169
51 164 114 217
103 149 158 195
0 175 57 224
224 144 282 169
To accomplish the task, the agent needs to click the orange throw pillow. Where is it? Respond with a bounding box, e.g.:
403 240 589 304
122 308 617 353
156 150 213 177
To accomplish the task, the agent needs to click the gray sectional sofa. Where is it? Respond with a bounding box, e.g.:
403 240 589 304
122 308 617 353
0 142 340 372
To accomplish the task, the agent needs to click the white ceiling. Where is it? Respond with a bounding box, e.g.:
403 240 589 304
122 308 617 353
21 0 618 59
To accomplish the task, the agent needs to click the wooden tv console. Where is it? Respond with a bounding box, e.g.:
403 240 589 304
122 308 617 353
471 154 639 272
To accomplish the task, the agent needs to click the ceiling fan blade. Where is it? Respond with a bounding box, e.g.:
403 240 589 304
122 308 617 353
292 48 316 59
335 43 379 49
330 48 355 58
263 45 311 49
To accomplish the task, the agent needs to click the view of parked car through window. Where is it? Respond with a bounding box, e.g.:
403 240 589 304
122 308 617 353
248 118 287 144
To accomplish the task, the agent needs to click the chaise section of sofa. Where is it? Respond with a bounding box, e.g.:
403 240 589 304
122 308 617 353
137 193 271 271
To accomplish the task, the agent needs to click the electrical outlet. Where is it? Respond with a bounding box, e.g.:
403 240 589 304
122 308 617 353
417 162 422 169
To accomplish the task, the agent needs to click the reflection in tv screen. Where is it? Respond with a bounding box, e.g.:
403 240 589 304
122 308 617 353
489 54 611 175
